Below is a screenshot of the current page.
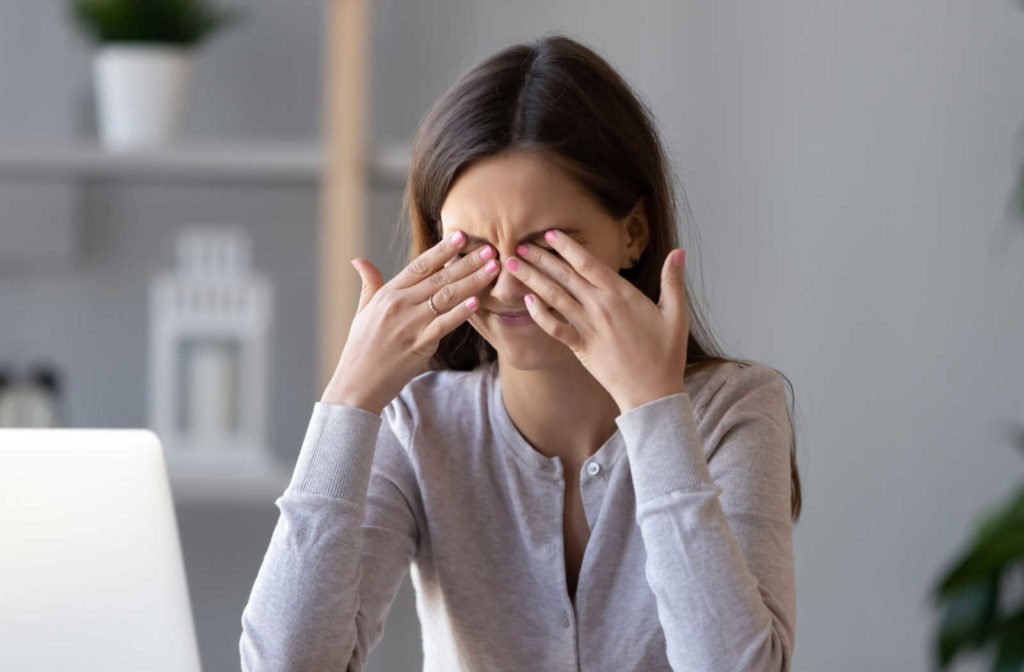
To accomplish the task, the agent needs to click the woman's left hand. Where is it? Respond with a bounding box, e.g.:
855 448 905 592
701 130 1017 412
505 229 690 414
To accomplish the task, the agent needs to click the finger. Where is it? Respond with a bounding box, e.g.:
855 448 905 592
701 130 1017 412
541 229 620 289
407 243 498 304
392 230 468 290
504 256 586 327
514 241 595 301
657 249 686 321
522 293 582 348
350 258 384 312
420 293 482 345
423 253 501 313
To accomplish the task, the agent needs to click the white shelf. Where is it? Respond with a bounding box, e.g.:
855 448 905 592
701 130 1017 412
0 140 411 186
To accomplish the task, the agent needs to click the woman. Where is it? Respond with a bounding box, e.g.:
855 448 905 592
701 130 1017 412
241 34 801 672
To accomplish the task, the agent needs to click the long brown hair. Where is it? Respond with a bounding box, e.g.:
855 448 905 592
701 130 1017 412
396 34 802 522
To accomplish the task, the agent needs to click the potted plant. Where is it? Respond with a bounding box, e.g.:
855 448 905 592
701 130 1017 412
929 426 1024 671
68 0 242 149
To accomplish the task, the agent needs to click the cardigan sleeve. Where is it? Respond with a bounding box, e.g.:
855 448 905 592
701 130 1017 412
614 363 796 672
239 395 423 672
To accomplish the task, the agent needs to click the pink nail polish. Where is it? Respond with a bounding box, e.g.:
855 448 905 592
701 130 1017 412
480 245 494 259
506 258 519 272
544 230 557 243
516 244 529 257
450 231 465 245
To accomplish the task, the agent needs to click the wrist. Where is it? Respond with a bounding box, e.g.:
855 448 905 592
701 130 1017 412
615 382 686 415
320 382 384 415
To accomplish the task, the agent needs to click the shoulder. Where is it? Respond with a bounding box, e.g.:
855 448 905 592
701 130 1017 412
400 364 492 411
686 360 794 521
686 359 790 427
380 364 493 447
687 361 793 481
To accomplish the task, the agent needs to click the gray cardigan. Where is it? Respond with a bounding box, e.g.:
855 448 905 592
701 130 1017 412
240 359 796 671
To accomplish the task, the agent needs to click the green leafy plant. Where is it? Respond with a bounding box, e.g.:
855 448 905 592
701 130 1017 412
69 0 243 46
930 425 1024 671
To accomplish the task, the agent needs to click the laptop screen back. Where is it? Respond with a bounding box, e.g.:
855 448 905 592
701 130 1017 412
0 429 202 672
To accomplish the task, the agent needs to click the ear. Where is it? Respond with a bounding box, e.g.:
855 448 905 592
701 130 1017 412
620 196 650 268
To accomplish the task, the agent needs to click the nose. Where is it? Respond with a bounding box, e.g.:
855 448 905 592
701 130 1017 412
484 251 529 310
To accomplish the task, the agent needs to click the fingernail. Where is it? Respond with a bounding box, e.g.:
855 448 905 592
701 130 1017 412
450 231 465 245
544 230 557 243
464 296 478 309
480 245 494 259
672 250 685 267
525 294 535 307
516 244 529 257
505 258 519 272
484 260 499 273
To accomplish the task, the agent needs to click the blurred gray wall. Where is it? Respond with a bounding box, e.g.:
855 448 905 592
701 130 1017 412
2 1 1022 671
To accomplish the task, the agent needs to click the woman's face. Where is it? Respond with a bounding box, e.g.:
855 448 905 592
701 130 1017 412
439 150 643 371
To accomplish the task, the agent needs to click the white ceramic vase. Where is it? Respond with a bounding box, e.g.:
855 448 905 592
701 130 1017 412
93 44 194 149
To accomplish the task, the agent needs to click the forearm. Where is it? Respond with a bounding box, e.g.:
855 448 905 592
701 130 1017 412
615 391 796 672
240 403 383 671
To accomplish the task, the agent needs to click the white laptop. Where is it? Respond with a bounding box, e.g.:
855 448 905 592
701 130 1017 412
0 428 202 672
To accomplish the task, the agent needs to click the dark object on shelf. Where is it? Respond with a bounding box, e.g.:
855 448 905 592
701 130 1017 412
0 362 68 428
0 366 11 419
30 364 61 396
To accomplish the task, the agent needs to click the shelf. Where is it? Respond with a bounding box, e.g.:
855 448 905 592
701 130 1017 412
0 140 411 186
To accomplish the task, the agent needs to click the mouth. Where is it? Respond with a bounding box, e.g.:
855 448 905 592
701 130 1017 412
493 309 535 327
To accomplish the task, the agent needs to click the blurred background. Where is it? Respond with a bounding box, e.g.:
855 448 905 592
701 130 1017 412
1 0 1022 670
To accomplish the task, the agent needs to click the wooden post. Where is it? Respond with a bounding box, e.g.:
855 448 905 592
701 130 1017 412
317 0 369 395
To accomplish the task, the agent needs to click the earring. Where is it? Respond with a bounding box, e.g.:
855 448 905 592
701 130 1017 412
629 255 639 267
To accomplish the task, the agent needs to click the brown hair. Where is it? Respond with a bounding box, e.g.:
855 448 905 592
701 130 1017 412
397 34 802 522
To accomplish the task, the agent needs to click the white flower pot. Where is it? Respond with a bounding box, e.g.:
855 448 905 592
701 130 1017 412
93 44 194 149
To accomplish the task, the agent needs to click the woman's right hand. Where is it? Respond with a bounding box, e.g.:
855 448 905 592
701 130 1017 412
320 230 500 414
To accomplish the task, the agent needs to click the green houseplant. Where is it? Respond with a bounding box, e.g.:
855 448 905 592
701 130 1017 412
67 0 243 148
929 426 1024 671
70 0 240 45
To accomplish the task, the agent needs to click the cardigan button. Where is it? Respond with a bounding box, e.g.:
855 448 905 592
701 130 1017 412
586 461 601 476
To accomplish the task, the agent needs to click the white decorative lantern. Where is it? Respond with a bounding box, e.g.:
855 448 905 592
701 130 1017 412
148 225 276 485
